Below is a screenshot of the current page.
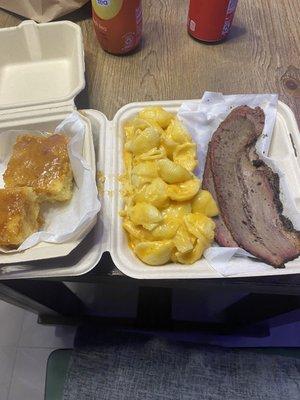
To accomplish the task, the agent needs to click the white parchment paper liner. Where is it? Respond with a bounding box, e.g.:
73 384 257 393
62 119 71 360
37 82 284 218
178 92 300 276
0 111 101 252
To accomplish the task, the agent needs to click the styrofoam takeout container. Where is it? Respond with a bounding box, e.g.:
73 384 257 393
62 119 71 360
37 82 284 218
0 21 97 267
0 21 299 280
0 112 97 264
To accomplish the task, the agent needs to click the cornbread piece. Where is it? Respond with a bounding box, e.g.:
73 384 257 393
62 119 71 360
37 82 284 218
0 187 40 247
4 134 73 202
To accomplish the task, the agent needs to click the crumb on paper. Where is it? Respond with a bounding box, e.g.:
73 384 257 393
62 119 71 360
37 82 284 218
97 171 106 196
118 174 126 182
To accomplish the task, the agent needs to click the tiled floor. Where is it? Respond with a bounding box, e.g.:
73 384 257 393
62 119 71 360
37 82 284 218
0 300 76 400
0 281 138 400
0 281 139 400
1 284 300 400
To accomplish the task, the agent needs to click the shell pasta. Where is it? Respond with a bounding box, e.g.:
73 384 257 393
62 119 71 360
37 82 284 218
121 106 218 266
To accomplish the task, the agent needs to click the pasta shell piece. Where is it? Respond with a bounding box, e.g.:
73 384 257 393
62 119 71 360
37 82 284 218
167 178 201 201
120 190 134 209
192 190 219 217
173 143 198 171
125 127 160 155
173 224 195 253
144 118 165 135
184 213 215 241
170 248 178 263
176 235 210 264
134 240 174 265
134 178 169 208
131 161 158 188
151 217 180 240
136 146 167 161
166 118 191 144
143 223 160 231
161 131 178 159
162 202 192 219
132 161 158 179
138 107 174 129
125 117 165 137
124 151 133 172
128 202 163 229
124 118 149 131
124 126 135 140
123 219 151 241
157 159 192 184
131 175 147 188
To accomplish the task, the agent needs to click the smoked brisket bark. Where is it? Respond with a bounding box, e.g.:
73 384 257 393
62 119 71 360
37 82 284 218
207 105 300 267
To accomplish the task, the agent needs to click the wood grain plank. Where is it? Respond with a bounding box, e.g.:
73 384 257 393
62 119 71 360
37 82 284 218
0 0 298 120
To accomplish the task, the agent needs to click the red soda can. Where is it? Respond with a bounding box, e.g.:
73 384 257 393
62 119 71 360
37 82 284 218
92 0 142 55
188 0 238 43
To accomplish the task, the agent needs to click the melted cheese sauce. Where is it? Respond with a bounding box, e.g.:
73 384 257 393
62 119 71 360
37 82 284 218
121 106 219 266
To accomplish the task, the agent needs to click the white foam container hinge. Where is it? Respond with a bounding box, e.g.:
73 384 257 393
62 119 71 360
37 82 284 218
0 21 299 280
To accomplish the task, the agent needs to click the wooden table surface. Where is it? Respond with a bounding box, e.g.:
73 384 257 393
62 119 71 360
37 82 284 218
0 0 299 121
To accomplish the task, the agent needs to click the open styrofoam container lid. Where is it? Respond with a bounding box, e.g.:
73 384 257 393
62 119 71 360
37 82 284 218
0 20 85 111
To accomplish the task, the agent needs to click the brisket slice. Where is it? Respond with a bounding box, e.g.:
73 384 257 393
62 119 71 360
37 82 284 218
203 147 238 247
208 105 300 267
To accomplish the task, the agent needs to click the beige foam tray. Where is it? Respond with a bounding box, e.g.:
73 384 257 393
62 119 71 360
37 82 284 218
0 112 96 264
0 21 97 267
105 100 300 279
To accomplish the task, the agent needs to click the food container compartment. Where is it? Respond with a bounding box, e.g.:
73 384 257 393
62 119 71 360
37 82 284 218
109 100 300 279
0 109 107 279
0 111 97 264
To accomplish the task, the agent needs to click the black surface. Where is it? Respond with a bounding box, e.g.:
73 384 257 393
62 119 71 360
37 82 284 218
2 253 300 328
137 287 173 328
3 280 84 316
29 252 300 296
220 293 300 326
